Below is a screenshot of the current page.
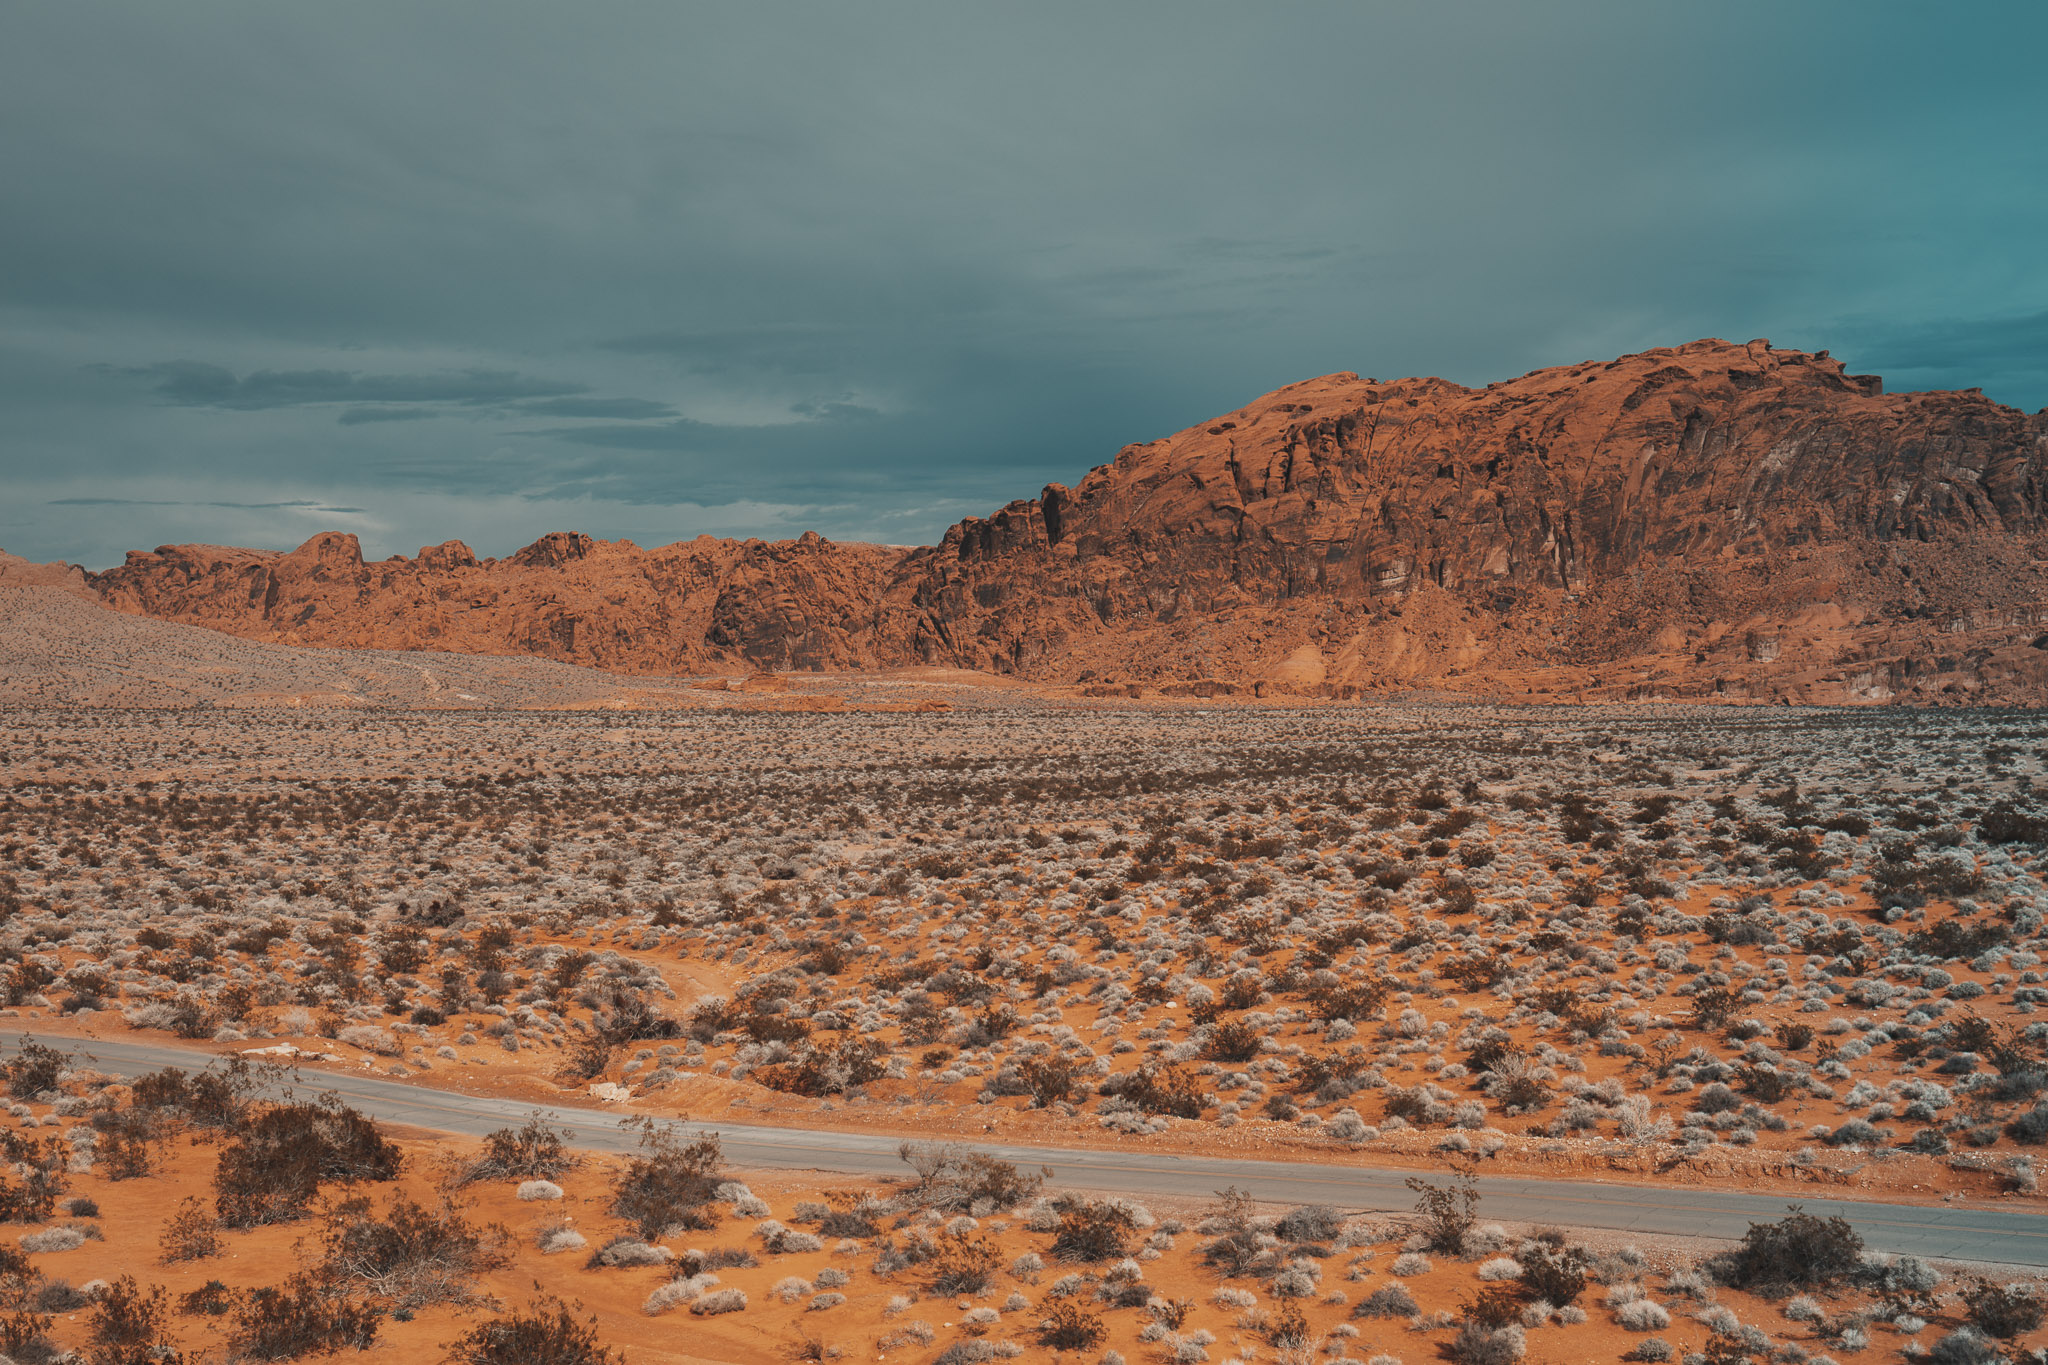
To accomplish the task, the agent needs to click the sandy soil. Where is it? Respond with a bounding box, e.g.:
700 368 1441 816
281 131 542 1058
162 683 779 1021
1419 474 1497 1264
6 681 2048 1361
5 1095 2030 1365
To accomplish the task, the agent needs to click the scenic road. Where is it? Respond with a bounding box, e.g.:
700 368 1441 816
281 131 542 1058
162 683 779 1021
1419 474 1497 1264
14 1031 2048 1268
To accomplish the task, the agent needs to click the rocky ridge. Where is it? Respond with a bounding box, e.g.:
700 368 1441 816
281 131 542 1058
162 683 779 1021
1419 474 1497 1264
48 338 2048 704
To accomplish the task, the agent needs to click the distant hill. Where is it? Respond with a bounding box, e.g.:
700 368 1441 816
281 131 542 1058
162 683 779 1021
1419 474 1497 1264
35 338 2048 705
0 585 688 709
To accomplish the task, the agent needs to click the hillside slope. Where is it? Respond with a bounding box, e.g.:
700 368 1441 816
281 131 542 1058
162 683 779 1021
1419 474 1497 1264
57 337 2048 703
0 585 688 709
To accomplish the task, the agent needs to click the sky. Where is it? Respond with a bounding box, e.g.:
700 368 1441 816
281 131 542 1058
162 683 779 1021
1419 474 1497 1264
4 3 2046 570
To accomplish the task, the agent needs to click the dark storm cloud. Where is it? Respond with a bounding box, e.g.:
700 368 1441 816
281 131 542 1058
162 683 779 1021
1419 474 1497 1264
539 419 760 453
3 2 2045 568
513 397 678 420
597 325 859 380
144 363 586 410
1841 309 2048 385
548 401 883 455
337 407 437 426
49 498 368 513
47 499 185 508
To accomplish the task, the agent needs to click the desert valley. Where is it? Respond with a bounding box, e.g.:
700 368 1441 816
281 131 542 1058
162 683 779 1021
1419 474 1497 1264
5 337 2048 1364
33 338 2048 710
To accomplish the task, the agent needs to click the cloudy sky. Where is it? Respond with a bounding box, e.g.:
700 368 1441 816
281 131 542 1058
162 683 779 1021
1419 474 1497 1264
5 4 2045 569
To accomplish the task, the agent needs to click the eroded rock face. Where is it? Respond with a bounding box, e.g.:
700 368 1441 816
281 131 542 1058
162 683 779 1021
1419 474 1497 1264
0 550 95 598
896 338 2048 703
73 338 2048 703
92 532 905 675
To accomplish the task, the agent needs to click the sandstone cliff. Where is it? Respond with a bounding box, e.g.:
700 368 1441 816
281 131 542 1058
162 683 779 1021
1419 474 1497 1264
65 338 2048 704
92 530 903 675
0 550 95 598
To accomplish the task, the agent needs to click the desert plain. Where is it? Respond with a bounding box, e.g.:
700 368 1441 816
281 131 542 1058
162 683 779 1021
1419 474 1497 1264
0 584 2046 1365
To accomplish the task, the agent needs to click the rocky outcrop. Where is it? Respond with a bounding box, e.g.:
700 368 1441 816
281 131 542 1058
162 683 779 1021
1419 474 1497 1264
893 338 2048 703
92 531 904 676
64 338 2048 703
0 550 95 598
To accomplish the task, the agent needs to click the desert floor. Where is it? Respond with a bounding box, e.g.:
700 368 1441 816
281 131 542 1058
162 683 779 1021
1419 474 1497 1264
3 687 2047 1362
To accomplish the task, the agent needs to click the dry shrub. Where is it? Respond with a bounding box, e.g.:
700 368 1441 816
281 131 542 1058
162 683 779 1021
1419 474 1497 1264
460 1114 574 1184
213 1098 403 1228
3 1041 66 1101
0 1160 66 1225
318 1194 510 1309
0 1309 54 1363
1102 1063 1205 1119
86 1274 178 1363
1199 1186 1270 1278
1963 1278 2045 1339
1408 1173 1480 1253
609 1118 723 1239
1049 1198 1139 1263
1354 1284 1418 1319
898 1142 1046 1211
1716 1206 1863 1290
1205 1019 1263 1063
1449 1320 1526 1364
688 1288 747 1317
753 1038 888 1096
446 1296 623 1365
923 1232 1003 1295
1037 1300 1106 1350
1516 1241 1590 1305
178 1280 235 1317
158 1197 220 1264
228 1271 381 1360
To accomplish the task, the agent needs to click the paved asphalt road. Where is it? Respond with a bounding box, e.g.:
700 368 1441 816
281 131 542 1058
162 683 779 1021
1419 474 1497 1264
13 1031 2048 1266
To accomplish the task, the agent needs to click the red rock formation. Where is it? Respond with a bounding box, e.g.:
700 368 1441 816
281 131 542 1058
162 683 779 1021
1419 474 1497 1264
0 550 95 598
66 338 2048 704
897 338 2048 703
94 531 903 675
